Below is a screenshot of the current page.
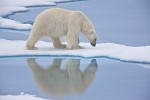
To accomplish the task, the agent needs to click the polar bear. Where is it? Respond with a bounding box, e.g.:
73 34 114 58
26 8 97 50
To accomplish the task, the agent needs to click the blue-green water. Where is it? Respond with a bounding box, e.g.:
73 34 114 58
0 57 150 100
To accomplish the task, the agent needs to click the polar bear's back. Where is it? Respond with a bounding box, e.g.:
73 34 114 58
32 8 73 37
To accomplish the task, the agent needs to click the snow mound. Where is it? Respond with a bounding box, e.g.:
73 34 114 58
0 39 150 63
0 17 32 31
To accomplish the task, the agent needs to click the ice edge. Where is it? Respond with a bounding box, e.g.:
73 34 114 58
0 54 150 64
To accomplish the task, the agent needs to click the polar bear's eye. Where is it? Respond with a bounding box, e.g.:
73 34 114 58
91 31 94 34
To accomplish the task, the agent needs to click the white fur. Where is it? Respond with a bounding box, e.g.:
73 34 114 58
26 8 97 50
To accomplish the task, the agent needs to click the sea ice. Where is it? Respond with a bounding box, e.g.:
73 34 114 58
0 93 49 100
0 39 150 63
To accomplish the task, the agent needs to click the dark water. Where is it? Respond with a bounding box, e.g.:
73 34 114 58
0 57 150 100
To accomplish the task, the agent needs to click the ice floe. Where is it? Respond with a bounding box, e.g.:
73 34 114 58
0 39 150 63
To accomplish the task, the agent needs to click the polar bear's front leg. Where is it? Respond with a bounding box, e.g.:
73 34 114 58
51 37 66 49
66 34 83 50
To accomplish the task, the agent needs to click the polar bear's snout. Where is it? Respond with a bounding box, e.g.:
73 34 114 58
90 38 96 47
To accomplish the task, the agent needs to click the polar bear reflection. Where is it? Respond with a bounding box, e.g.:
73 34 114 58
27 58 98 97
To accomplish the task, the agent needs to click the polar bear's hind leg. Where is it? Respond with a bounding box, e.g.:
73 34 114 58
26 33 41 50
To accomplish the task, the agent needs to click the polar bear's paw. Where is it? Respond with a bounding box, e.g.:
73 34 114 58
61 44 67 48
67 45 84 50
26 46 38 50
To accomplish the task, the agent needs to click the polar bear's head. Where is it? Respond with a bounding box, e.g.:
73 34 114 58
79 12 97 47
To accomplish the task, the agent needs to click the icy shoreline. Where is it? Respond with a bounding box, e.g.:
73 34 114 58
0 39 150 64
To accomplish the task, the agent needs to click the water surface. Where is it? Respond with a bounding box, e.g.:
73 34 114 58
0 57 150 100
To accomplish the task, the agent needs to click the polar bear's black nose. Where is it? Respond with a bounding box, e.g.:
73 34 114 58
91 42 96 47
91 39 96 47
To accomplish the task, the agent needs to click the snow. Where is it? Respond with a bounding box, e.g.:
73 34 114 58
0 17 32 30
0 0 72 31
0 93 49 100
0 39 150 63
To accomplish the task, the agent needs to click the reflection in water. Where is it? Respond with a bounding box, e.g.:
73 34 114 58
27 58 98 97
